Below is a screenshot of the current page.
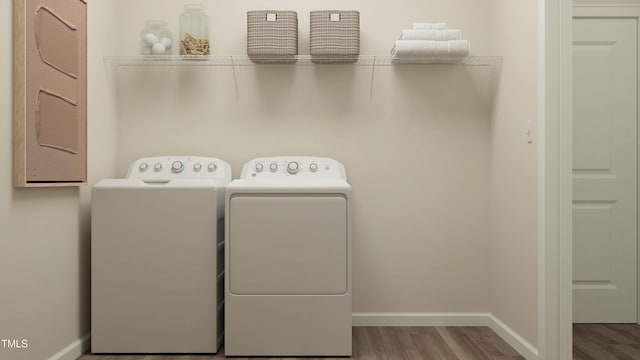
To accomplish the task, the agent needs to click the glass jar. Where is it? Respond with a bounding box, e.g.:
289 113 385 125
140 20 173 56
179 4 210 56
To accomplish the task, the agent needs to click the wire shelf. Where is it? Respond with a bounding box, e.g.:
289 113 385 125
104 55 501 67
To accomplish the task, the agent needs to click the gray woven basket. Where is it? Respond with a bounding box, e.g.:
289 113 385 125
310 10 360 64
247 10 298 64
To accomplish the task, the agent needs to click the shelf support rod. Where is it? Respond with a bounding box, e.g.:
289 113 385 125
369 57 377 99
231 56 239 98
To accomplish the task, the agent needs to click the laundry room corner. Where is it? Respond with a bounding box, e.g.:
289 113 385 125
74 0 121 356
0 0 119 359
487 0 540 358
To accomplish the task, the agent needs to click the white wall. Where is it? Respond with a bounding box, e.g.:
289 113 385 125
113 0 494 314
489 0 539 347
0 0 118 359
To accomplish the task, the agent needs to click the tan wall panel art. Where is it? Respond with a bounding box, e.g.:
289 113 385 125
13 0 87 187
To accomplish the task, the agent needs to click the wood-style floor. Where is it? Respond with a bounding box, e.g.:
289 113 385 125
78 327 525 360
574 324 640 360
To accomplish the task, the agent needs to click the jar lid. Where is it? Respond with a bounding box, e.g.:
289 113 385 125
184 4 206 11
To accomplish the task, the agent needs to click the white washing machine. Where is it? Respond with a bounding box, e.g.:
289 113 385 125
225 156 352 356
91 156 231 354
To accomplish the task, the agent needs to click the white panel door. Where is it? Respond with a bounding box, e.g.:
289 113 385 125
572 18 637 323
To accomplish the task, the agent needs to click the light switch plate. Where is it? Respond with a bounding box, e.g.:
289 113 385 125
330 13 340 22
267 13 277 22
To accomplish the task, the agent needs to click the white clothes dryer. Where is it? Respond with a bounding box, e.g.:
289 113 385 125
225 156 352 356
91 156 231 353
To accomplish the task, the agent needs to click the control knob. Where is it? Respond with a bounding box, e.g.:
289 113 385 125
309 162 318 172
255 163 264 173
194 163 202 171
270 163 278 172
139 163 149 171
287 161 300 174
208 163 217 172
154 163 163 171
171 161 184 173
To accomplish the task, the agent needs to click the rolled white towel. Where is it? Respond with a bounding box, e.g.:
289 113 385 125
412 22 447 30
391 40 470 58
448 39 470 57
400 29 461 41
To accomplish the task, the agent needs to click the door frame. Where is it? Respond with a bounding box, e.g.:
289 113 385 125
543 4 640 360
540 0 573 359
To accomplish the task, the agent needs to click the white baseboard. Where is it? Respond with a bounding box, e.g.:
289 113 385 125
487 314 538 360
352 312 491 327
48 334 90 360
352 312 538 360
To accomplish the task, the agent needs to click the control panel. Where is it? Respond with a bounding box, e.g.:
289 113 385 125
240 157 347 180
126 156 231 181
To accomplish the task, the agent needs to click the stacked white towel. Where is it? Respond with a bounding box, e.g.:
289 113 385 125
412 22 447 30
400 29 462 41
391 22 470 63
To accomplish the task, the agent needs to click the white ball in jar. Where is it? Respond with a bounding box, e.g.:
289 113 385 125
151 42 167 55
160 37 172 50
143 33 159 46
